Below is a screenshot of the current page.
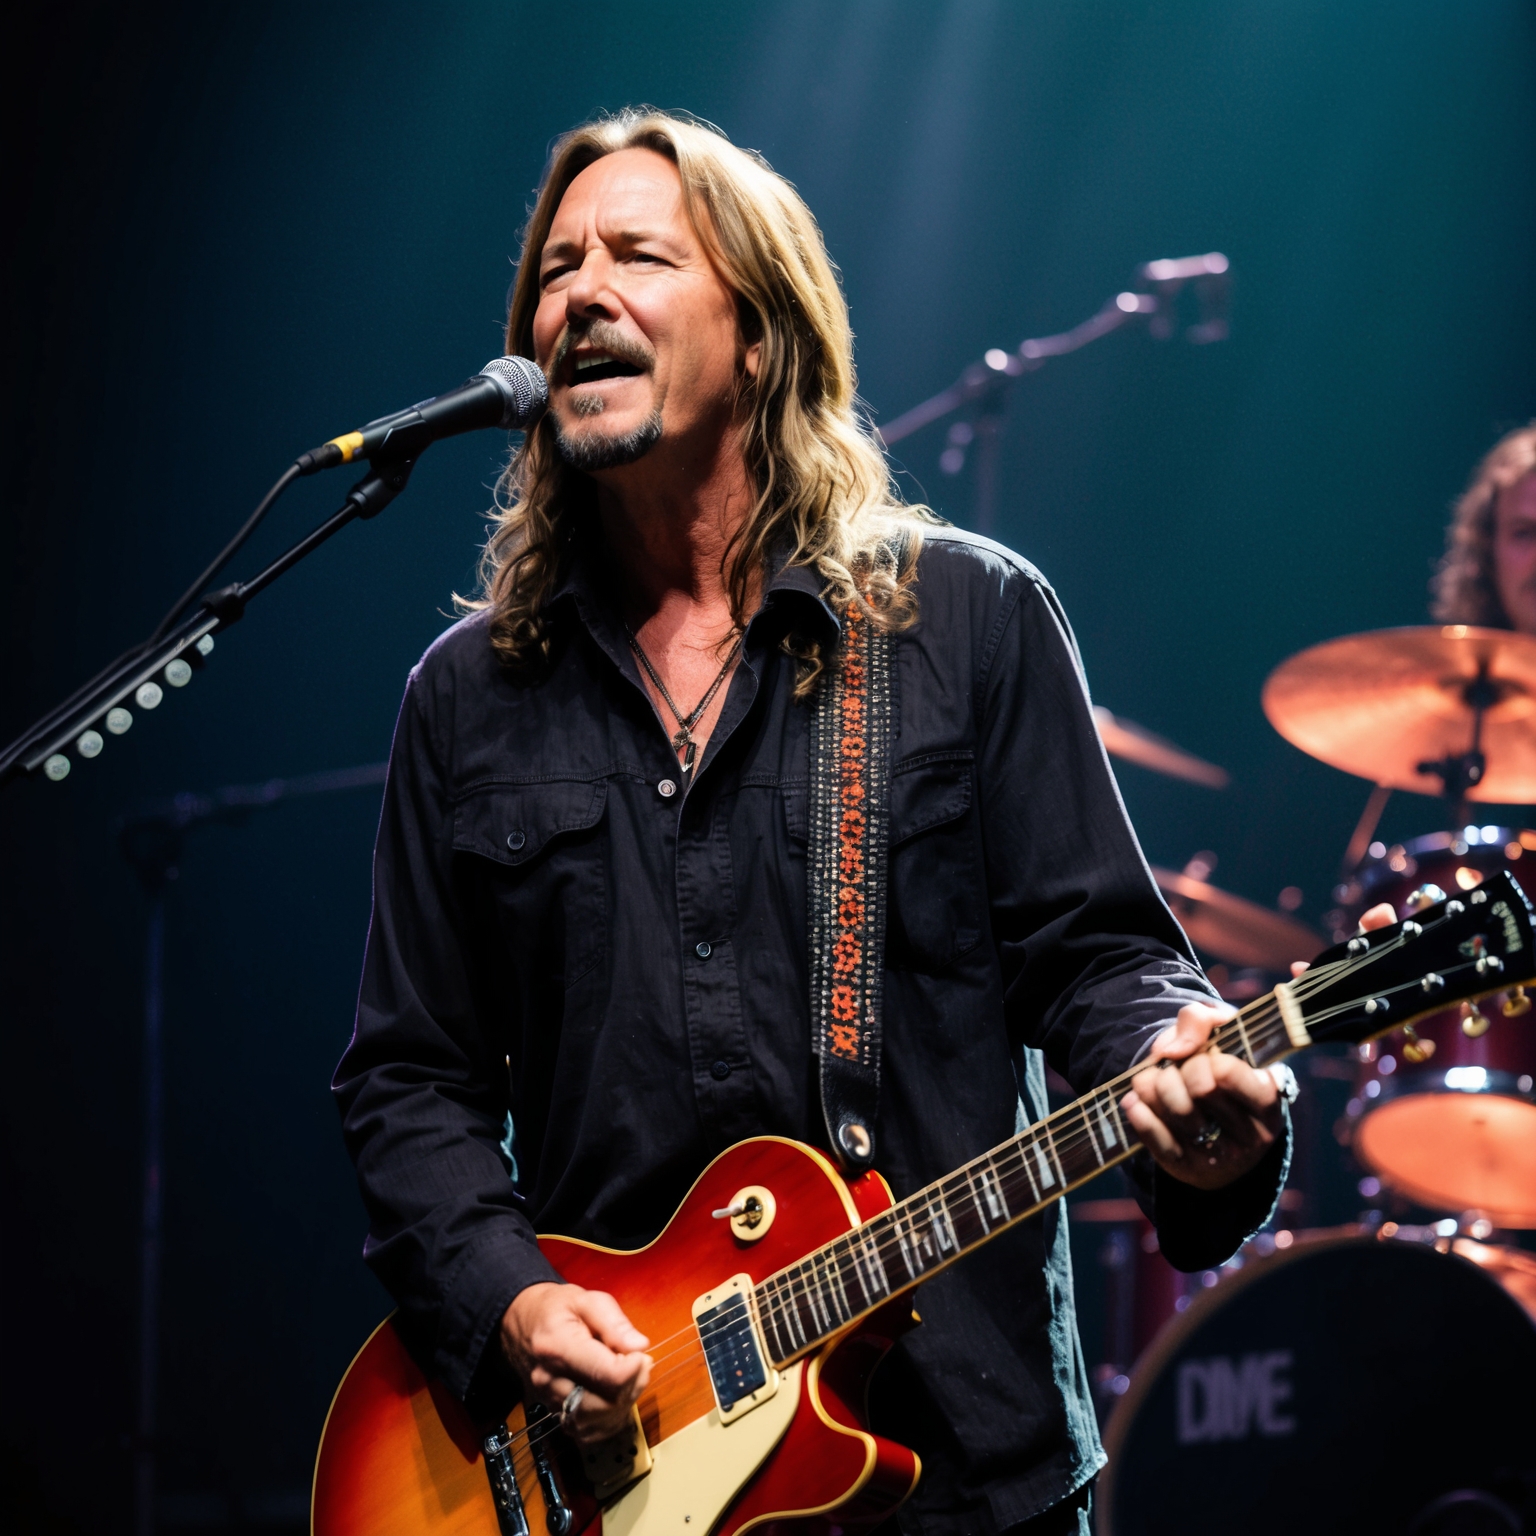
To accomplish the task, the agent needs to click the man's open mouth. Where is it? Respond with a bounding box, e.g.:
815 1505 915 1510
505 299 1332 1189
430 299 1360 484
570 352 646 385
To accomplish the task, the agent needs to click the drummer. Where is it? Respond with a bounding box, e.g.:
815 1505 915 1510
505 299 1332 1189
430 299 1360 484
1433 422 1536 634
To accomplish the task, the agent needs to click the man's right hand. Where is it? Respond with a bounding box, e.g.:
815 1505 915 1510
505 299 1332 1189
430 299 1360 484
499 1282 652 1445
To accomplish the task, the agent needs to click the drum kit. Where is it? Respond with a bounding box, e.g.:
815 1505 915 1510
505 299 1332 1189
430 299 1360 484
1093 622 1536 1535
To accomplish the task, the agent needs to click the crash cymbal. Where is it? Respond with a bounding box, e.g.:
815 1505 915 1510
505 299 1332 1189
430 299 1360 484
1151 866 1322 971
1093 706 1230 788
1263 625 1536 803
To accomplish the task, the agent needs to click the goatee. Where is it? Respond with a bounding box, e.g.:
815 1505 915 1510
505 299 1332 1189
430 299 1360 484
554 408 664 471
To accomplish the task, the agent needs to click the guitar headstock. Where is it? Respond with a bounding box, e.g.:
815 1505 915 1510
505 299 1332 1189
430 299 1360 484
1293 869 1536 1047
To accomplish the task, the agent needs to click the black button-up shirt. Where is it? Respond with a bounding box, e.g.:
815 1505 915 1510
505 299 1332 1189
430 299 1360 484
335 527 1285 1533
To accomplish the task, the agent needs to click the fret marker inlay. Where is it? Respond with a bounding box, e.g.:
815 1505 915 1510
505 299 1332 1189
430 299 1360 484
1098 1104 1119 1150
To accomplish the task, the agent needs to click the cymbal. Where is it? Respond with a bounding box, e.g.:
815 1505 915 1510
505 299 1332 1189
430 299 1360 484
1263 625 1536 804
1093 706 1230 788
1151 866 1322 971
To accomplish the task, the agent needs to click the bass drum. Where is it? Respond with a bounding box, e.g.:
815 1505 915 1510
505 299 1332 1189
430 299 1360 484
1098 1235 1536 1536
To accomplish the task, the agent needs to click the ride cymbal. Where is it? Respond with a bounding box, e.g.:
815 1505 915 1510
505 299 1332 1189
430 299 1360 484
1263 625 1536 803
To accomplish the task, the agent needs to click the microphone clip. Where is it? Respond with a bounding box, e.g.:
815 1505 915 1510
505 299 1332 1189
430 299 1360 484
345 457 417 521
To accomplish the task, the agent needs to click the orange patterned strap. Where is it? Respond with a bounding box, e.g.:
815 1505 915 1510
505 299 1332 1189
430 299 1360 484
808 598 894 1170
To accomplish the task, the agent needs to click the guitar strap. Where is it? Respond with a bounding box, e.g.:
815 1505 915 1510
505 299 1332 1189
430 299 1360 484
807 596 894 1171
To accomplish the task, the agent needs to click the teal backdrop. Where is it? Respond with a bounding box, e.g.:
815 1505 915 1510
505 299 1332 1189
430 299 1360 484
2 3 1533 1531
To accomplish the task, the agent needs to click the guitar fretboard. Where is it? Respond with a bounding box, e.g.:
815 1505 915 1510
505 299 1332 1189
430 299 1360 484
752 989 1297 1365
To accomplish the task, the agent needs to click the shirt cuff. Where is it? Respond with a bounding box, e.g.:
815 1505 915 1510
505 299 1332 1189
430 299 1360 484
435 1224 565 1413
1137 1102 1292 1273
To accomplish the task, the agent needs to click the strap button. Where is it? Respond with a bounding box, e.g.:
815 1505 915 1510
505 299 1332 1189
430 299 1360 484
505 830 526 851
658 778 678 799
710 1059 732 1080
695 940 713 960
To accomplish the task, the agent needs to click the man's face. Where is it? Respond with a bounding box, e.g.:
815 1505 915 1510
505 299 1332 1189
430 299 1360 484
532 148 755 475
1494 471 1536 636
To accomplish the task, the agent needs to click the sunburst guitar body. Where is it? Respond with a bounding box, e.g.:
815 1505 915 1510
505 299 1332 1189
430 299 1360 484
312 1137 922 1536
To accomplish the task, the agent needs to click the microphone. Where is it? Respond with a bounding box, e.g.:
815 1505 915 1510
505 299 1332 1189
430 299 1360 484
296 355 548 475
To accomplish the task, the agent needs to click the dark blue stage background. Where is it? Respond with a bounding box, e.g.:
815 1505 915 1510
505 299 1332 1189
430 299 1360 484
3 4 1534 1531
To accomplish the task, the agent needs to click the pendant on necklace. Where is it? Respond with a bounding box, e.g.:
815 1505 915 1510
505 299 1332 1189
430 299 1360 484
672 730 697 774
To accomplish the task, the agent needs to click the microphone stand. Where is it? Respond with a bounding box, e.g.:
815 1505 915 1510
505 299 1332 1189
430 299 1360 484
0 455 417 790
876 252 1230 533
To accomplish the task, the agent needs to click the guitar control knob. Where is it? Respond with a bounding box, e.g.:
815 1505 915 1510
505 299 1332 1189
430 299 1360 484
1401 1026 1436 1064
1502 986 1532 1017
1461 1002 1491 1039
1405 885 1447 913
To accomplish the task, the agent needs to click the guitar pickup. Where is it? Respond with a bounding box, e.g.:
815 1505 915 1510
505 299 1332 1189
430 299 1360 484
692 1273 779 1424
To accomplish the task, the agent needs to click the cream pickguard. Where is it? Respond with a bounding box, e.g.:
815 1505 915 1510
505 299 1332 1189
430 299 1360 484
600 1362 803 1536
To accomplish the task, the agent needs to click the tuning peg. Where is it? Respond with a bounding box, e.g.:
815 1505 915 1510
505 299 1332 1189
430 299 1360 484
1502 986 1532 1017
1405 884 1448 913
1401 1025 1436 1064
1460 1002 1491 1039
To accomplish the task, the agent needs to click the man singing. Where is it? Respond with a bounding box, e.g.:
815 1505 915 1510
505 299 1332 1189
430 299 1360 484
335 109 1295 1536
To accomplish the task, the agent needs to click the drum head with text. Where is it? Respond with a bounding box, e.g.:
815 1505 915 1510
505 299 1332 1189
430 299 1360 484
1100 1236 1536 1536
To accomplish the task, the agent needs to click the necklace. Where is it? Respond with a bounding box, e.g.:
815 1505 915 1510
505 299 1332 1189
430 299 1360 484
624 624 744 776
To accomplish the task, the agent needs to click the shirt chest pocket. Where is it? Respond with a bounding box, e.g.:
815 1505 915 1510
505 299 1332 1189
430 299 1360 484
452 778 610 983
886 758 983 973
786 758 983 973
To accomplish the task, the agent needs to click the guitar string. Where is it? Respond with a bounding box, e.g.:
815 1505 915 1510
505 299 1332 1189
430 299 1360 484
500 1005 1341 1472
503 1020 1288 1472
755 914 1481 1349
497 922 1474 1465
539 967 1333 1397
519 979 1320 1414
752 998 1318 1351
536 954 1358 1394
499 1003 1291 1469
500 1001 1301 1470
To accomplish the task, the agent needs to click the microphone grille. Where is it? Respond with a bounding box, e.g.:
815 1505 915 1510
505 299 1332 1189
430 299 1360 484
480 355 549 429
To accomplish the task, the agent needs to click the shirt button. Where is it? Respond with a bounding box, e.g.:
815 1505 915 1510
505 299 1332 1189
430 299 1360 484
505 830 526 851
658 778 677 799
695 941 713 959
710 1059 732 1080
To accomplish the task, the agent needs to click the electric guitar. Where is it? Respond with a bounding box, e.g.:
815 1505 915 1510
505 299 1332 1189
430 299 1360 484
312 873 1536 1536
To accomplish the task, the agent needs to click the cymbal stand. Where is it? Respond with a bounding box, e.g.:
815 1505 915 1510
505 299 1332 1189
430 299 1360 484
1416 660 1498 818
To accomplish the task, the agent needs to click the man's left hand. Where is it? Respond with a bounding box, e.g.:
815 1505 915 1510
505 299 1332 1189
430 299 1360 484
1121 1002 1284 1190
1120 1001 1286 1188
1123 902 1397 1190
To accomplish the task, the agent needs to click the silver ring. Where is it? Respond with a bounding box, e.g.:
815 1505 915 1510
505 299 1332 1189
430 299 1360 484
559 1384 585 1427
1193 1120 1222 1149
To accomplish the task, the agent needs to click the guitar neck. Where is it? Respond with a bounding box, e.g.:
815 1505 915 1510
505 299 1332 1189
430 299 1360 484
753 984 1301 1366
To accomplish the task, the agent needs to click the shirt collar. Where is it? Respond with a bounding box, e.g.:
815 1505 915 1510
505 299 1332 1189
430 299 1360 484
547 524 840 645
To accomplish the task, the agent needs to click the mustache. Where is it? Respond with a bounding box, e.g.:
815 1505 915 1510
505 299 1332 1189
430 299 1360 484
549 318 656 378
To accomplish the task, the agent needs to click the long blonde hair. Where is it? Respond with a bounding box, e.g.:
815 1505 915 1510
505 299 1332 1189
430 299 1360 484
1432 423 1536 626
472 109 935 690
